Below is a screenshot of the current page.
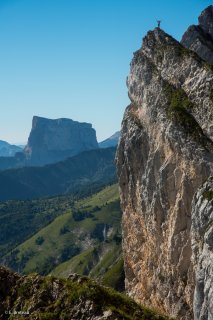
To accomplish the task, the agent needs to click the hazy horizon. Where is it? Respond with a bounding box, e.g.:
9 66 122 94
0 0 212 144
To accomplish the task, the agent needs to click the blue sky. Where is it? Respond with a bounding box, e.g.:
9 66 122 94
0 0 212 143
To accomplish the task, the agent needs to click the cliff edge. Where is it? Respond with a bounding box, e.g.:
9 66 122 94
116 7 213 320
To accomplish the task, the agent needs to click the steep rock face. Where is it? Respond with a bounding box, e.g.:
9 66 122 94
116 25 213 320
181 6 213 64
191 178 213 320
24 116 99 165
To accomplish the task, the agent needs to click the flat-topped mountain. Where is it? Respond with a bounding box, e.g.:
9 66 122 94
24 116 99 166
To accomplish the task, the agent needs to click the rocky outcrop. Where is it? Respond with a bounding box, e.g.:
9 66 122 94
191 178 213 320
116 14 213 320
0 266 170 319
24 116 99 166
181 6 213 64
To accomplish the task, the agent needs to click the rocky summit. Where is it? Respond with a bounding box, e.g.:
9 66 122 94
24 116 99 166
181 6 213 64
116 6 213 320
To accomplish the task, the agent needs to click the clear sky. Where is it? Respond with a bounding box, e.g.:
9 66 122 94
0 0 212 143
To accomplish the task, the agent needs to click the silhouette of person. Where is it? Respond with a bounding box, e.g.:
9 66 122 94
157 20 161 28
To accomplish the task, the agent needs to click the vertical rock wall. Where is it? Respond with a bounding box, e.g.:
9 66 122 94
191 178 213 320
116 11 213 320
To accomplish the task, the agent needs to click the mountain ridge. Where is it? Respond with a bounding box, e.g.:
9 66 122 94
0 147 116 201
99 131 120 148
0 140 22 157
0 266 171 319
181 5 213 64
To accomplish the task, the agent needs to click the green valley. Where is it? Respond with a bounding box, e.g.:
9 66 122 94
2 184 124 291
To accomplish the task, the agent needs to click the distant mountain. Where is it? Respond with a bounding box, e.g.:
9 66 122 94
0 116 99 170
0 147 116 201
24 116 99 166
99 131 120 148
16 144 26 149
0 140 22 157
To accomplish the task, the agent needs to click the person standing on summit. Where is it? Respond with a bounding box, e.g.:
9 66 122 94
157 20 161 28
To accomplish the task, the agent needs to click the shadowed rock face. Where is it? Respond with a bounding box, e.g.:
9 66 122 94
116 12 213 320
181 5 213 64
24 116 99 166
191 178 213 320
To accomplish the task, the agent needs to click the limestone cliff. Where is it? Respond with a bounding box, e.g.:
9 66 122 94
191 178 213 320
116 9 213 320
181 6 213 64
24 116 98 166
